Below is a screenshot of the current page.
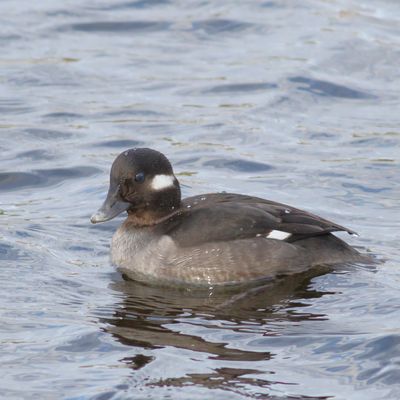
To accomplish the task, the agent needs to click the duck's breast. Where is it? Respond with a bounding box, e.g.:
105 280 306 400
111 224 177 283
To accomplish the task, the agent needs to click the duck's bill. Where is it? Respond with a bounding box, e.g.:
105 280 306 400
90 188 130 224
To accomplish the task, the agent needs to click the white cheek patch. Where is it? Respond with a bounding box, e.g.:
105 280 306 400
267 230 292 240
151 174 175 190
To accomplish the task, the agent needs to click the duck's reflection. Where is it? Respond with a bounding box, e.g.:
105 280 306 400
102 266 333 369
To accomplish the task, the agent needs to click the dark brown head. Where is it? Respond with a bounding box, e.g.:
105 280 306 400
91 148 181 225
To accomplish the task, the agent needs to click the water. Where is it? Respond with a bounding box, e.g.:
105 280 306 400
1 0 399 399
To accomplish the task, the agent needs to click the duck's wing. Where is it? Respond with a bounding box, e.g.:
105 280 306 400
161 193 356 248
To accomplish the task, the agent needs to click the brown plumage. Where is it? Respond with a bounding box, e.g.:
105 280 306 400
91 148 371 286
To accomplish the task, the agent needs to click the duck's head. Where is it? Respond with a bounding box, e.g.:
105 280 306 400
91 148 181 224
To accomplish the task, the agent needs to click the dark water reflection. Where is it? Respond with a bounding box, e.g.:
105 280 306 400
103 268 332 397
289 77 376 99
106 268 329 348
68 21 172 33
1 0 400 399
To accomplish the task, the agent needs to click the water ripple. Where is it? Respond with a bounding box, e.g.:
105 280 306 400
0 167 100 191
204 158 274 172
67 20 171 33
289 76 376 99
205 82 277 94
24 128 73 140
94 139 143 148
192 19 255 34
18 149 55 161
102 0 171 10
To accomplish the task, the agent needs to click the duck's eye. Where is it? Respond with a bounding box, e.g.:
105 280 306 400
134 172 145 183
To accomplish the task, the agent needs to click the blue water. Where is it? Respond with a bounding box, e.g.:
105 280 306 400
1 1 400 399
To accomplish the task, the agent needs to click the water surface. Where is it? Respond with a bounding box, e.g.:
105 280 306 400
1 1 400 399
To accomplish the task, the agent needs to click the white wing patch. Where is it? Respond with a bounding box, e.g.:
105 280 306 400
267 230 291 240
151 174 175 190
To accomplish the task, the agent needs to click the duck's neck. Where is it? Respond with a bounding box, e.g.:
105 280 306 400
126 185 181 227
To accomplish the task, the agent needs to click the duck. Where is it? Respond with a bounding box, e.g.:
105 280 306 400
91 148 369 286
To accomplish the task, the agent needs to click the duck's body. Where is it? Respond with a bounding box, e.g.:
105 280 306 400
91 148 368 286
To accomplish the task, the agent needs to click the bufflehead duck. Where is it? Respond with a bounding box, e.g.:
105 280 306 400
91 148 368 286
